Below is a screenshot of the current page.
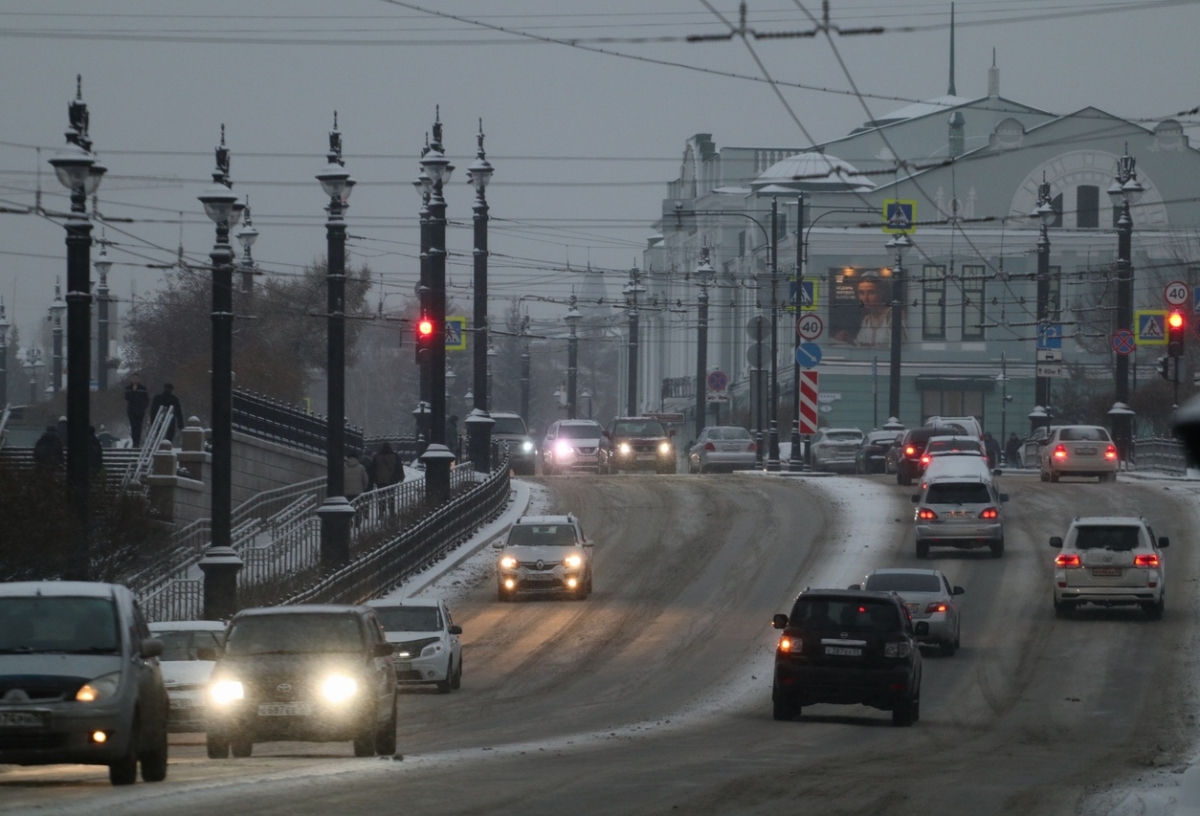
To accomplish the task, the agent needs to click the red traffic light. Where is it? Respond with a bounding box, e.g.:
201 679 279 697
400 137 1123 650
417 318 435 337
1169 311 1184 330
1168 310 1186 358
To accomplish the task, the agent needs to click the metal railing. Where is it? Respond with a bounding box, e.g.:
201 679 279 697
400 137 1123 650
0 405 11 450
233 389 364 456
121 408 171 493
361 435 421 464
1132 437 1189 476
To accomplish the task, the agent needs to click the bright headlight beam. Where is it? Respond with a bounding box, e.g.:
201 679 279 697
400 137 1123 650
210 680 245 705
321 675 358 703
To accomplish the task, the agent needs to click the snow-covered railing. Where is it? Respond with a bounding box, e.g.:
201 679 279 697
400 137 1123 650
1132 436 1189 476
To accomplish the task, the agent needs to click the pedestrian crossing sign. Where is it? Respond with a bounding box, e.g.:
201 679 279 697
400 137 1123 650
446 316 468 351
882 199 917 234
786 278 818 313
1135 310 1168 346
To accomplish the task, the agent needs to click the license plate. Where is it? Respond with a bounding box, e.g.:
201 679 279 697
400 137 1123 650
525 573 556 581
824 646 862 657
258 702 312 717
947 511 970 518
395 662 412 672
1091 567 1122 577
637 454 656 461
0 711 47 727
721 444 740 452
1075 447 1096 455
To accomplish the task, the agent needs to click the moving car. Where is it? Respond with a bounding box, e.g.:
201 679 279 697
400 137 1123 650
892 426 958 486
148 620 226 732
205 605 397 759
367 598 462 693
809 428 864 473
923 435 986 462
0 581 169 785
687 425 757 473
850 569 964 656
919 453 997 491
926 415 983 440
602 417 676 474
1050 516 1168 618
489 411 537 476
541 419 605 475
912 471 1009 558
855 430 902 474
494 514 594 601
1038 425 1119 483
771 589 925 726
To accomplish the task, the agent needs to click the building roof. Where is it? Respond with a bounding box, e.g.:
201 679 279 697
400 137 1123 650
751 152 875 193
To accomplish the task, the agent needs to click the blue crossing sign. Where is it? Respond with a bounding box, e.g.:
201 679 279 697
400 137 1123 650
1135 310 1167 346
795 342 822 369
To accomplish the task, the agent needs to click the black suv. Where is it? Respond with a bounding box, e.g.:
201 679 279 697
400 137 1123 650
602 417 675 474
771 589 926 726
892 427 956 486
205 605 397 759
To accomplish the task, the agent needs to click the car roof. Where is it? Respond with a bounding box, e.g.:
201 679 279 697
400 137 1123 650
489 411 522 418
819 427 863 434
554 419 601 427
1071 516 1147 526
148 620 227 632
869 567 942 577
797 588 897 601
927 435 981 444
231 604 370 618
0 581 124 599
514 514 576 525
925 472 989 485
366 597 441 609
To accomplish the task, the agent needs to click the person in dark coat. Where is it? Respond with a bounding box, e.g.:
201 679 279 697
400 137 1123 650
124 373 150 446
1004 433 1022 468
32 425 64 472
150 383 184 442
983 432 1002 469
372 443 402 488
88 425 104 477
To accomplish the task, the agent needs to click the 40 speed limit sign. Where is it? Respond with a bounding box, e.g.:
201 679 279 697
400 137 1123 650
796 313 824 341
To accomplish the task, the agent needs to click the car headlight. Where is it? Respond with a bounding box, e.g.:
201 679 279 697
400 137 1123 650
618 442 632 454
883 641 912 659
321 675 358 703
500 555 517 569
521 441 534 453
420 642 444 657
563 554 583 569
209 680 245 705
658 442 672 455
75 672 121 702
554 440 573 457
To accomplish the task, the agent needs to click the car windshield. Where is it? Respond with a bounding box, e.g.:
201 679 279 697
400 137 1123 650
790 599 900 633
866 433 897 445
709 427 751 441
373 606 442 632
927 440 982 454
924 483 992 504
864 573 942 593
823 431 862 442
557 424 601 439
1073 526 1141 551
491 417 528 435
612 421 667 437
224 614 363 656
0 596 120 654
1059 427 1110 442
155 629 224 661
507 524 578 546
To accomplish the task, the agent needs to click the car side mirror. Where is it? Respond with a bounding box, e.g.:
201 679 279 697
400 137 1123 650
1038 438 1049 446
847 583 861 590
772 614 789 630
141 638 164 659
196 647 218 661
492 539 506 550
448 625 463 636
374 642 397 657
952 586 965 596
914 622 930 636
1159 536 1170 549
583 540 594 548
993 469 1003 476
1049 536 1063 548
911 494 920 503
998 493 1009 503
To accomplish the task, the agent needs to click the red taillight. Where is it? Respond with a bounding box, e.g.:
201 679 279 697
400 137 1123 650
905 445 916 456
917 508 937 520
1053 444 1068 460
1055 553 1082 568
979 507 999 519
778 636 798 653
919 454 931 466
1134 553 1160 568
748 442 758 452
704 442 716 451
1104 444 1117 461
925 602 948 613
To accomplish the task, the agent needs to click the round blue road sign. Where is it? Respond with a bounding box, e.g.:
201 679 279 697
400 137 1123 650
795 342 822 368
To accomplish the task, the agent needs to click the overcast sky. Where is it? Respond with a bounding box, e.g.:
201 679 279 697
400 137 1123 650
2 0 1198 350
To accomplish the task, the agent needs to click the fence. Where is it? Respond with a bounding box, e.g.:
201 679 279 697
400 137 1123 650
1132 437 1190 476
233 389 364 456
121 409 171 493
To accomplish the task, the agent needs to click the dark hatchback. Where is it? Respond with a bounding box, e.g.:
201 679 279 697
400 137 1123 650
771 589 926 726
856 430 902 474
891 427 957 486
205 605 397 759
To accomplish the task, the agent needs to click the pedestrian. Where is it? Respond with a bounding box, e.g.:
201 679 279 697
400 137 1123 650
446 414 459 456
88 425 104 477
372 442 402 488
359 449 377 490
1004 432 1022 468
344 455 369 500
124 373 150 446
150 383 184 443
32 424 64 472
983 431 1002 469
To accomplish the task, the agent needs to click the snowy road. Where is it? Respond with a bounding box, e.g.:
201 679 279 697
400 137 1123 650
3 473 1199 814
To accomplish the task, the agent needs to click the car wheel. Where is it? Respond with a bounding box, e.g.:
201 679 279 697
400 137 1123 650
498 584 513 603
450 656 462 690
990 539 1004 558
108 723 139 785
892 695 917 727
898 471 911 487
353 723 376 757
1145 595 1165 620
1053 598 1074 619
436 665 452 694
205 732 230 759
1049 470 1060 483
772 688 798 721
916 541 930 559
231 739 253 758
939 639 957 657
1040 469 1050 482
375 695 398 756
139 721 168 782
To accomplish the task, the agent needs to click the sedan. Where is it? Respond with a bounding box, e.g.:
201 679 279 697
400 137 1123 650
855 431 901 474
688 426 757 473
1039 425 1119 483
810 428 864 473
850 569 964 656
148 620 226 732
367 598 463 693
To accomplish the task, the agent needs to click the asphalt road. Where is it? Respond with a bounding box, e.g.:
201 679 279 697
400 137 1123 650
4 472 1199 815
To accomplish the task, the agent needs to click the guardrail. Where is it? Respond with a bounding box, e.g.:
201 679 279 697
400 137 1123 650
1133 437 1189 476
233 389 364 456
121 409 171 493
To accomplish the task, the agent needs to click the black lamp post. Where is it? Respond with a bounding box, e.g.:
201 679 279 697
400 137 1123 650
566 296 581 419
1031 175 1056 409
412 160 432 452
624 267 645 416
885 233 912 420
788 194 806 472
767 197 781 471
315 113 356 568
1108 148 1144 464
94 239 111 390
519 315 531 421
466 121 495 473
47 76 106 581
48 280 65 395
0 300 9 405
236 197 259 294
418 112 455 504
694 247 714 439
196 126 245 619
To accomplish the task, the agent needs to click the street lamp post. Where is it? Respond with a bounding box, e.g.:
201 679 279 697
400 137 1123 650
789 194 806 472
624 267 645 416
1108 148 1144 464
236 197 259 294
47 76 106 581
885 233 912 420
94 240 112 390
466 121 495 473
767 197 781 471
412 160 432 452
49 279 65 394
998 352 1009 449
1032 175 1056 408
566 296 581 419
519 315 531 421
581 389 593 420
314 113 356 569
694 247 715 439
0 300 9 405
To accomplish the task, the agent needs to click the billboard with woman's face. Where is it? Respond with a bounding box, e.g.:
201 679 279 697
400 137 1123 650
829 267 905 347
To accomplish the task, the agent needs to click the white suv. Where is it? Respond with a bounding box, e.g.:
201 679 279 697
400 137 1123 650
1050 517 1168 619
494 514 594 601
367 598 463 693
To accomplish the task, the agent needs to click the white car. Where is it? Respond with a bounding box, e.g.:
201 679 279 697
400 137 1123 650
850 568 964 656
541 419 604 475
367 598 462 693
1039 425 1119 483
809 428 864 473
494 514 594 601
148 620 226 732
1050 516 1168 618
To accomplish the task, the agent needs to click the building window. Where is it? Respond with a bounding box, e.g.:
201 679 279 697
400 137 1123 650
921 389 984 421
961 264 985 340
1076 185 1099 229
922 265 946 340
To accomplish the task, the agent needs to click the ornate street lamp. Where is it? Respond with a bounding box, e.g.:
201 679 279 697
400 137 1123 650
0 299 9 405
412 161 433 451
48 279 66 393
1107 147 1144 464
565 296 582 419
885 233 913 420
93 238 112 390
236 196 259 293
623 267 646 416
693 247 715 439
465 120 495 472
1030 174 1057 410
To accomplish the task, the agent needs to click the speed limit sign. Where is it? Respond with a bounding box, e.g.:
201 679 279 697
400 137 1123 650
796 313 824 341
1165 280 1189 306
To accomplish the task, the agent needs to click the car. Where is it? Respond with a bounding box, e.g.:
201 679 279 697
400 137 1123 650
0 581 169 785
602 417 676 474
912 471 1009 558
1050 516 1168 618
850 569 964 656
855 430 902 474
541 419 604 475
892 426 959 486
925 415 983 440
148 620 226 733
489 411 537 476
366 598 462 694
205 604 397 759
923 435 986 463
687 425 757 473
1038 425 1119 483
919 453 997 491
771 589 926 726
494 514 594 601
809 428 864 473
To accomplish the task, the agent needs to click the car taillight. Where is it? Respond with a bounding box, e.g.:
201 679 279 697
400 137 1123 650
905 445 916 456
704 442 716 451
1104 444 1117 461
979 507 999 519
778 636 800 654
1134 554 1160 568
925 602 948 613
919 454 931 466
748 442 757 452
1053 444 1068 460
917 508 937 520
1055 553 1082 568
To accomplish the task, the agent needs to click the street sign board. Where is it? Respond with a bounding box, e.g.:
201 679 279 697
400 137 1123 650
446 316 468 351
789 278 818 312
1112 328 1135 356
1165 280 1189 306
882 199 917 234
796 313 824 341
706 370 728 392
706 393 729 403
1036 363 1065 378
1135 310 1168 346
746 342 768 367
1036 324 1063 350
795 342 822 369
1037 349 1063 362
799 370 819 434
745 315 768 340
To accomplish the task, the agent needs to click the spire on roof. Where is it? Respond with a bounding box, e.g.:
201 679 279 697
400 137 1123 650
948 3 956 96
988 48 1000 98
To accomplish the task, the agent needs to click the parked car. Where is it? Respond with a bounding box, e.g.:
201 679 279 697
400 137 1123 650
148 620 226 733
0 581 169 785
489 411 537 476
602 417 676 474
850 569 964 656
1038 425 1119 483
855 430 902 474
205 605 397 759
367 598 462 693
494 514 594 601
1050 516 1167 618
809 427 864 473
541 419 605 475
892 426 958 485
771 589 925 726
912 470 1009 558
687 425 757 473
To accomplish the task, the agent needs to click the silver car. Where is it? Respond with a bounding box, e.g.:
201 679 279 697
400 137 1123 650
148 620 225 733
687 425 757 473
541 420 604 475
489 411 537 476
851 568 964 656
1050 516 1168 618
912 473 1009 558
494 514 594 601
810 427 864 473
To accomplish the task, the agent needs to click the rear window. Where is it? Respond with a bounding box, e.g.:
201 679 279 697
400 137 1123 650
155 629 225 661
789 599 900 633
864 573 942 593
491 417 527 435
906 428 951 444
927 439 982 454
225 614 364 656
0 596 120 655
710 427 751 441
508 524 578 546
924 482 992 504
557 423 601 439
823 431 863 442
1059 427 1110 442
1073 526 1141 551
612 421 667 437
373 606 442 632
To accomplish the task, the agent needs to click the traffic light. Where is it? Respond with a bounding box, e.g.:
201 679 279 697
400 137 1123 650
1168 310 1185 357
415 316 435 364
1158 356 1171 381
